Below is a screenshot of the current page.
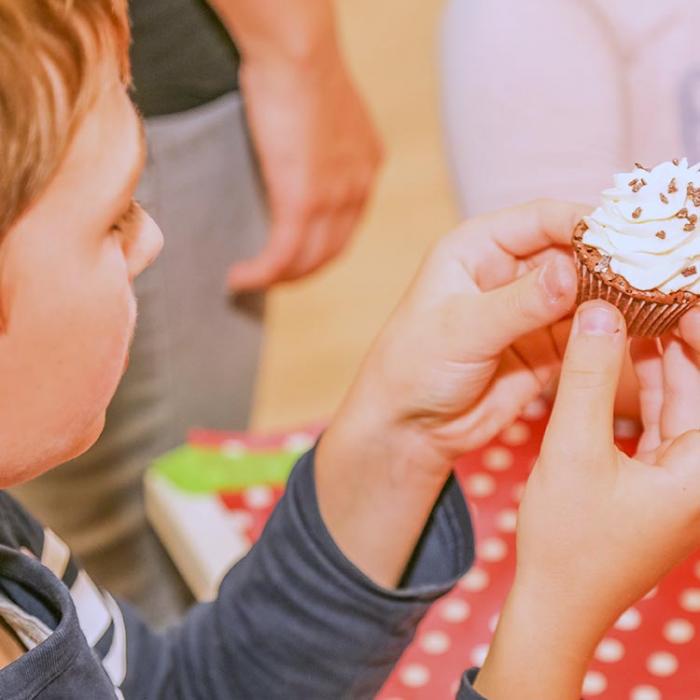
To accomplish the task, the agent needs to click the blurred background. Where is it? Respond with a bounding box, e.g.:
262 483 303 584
253 0 458 430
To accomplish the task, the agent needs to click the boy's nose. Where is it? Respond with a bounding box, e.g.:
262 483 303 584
127 208 164 280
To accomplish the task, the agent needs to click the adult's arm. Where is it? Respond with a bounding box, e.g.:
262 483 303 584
207 0 383 292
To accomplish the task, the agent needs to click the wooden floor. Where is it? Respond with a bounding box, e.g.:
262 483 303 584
252 0 459 430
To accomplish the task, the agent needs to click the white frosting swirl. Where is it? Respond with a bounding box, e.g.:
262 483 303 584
583 158 700 294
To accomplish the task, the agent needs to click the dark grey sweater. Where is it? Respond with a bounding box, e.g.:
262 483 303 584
129 0 240 117
0 449 486 698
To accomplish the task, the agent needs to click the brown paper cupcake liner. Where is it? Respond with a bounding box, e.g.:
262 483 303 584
572 221 699 337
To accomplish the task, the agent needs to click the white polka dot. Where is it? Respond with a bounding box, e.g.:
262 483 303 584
647 651 678 677
480 537 507 563
460 567 490 593
483 446 514 471
614 417 640 439
615 608 642 631
522 398 547 420
420 631 451 655
227 509 254 530
511 482 527 503
681 588 700 612
664 618 695 644
465 473 496 498
582 671 607 695
496 509 518 533
470 643 490 666
630 686 661 700
488 612 500 632
643 586 658 601
400 664 430 688
595 638 625 663
221 439 246 457
244 486 274 509
500 421 531 446
283 433 315 451
440 598 471 623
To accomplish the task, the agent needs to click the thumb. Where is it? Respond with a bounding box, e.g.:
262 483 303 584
227 222 304 292
543 301 626 464
465 255 577 356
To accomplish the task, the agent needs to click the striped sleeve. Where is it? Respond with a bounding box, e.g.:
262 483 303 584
38 526 127 696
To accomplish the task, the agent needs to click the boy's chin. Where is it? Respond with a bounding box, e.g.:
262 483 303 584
0 413 107 489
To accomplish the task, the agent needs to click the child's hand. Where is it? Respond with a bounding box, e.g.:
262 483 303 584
317 200 587 585
326 200 587 465
475 300 700 700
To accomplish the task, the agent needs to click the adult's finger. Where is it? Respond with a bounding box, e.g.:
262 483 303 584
543 301 626 466
227 221 306 292
459 255 577 360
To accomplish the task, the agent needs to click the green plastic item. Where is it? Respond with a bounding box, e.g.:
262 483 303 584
151 444 301 494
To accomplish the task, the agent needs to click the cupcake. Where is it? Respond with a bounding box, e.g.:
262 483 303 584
573 159 700 336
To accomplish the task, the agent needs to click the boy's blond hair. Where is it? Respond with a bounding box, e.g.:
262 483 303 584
0 0 130 236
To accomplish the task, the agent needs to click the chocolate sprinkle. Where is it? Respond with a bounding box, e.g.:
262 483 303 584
673 158 681 166
669 178 678 193
635 162 650 172
660 192 669 204
682 266 697 277
688 183 700 207
632 207 642 219
677 208 689 219
656 230 667 239
684 222 696 232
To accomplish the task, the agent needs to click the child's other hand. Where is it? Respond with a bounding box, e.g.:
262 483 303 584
476 300 700 700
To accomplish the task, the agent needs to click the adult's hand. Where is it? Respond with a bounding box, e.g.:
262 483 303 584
227 47 382 291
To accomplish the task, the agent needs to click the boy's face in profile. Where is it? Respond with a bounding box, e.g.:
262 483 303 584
0 70 163 487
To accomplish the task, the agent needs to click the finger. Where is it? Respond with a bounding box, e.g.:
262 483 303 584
450 199 591 289
460 255 577 360
660 337 700 441
286 204 361 280
543 301 626 464
457 348 543 450
630 338 663 456
227 221 306 292
658 429 700 484
678 306 700 352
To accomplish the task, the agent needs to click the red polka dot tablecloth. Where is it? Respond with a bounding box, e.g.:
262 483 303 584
145 403 700 700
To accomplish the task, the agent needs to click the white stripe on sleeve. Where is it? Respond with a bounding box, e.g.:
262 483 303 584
70 569 111 647
40 529 70 579
102 593 127 687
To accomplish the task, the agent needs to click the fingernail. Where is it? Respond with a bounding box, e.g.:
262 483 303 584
575 303 621 336
540 257 575 303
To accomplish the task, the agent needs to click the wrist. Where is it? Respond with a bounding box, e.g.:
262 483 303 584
231 3 341 70
475 579 602 700
315 383 453 588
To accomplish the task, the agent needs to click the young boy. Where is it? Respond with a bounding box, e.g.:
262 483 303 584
2 2 700 698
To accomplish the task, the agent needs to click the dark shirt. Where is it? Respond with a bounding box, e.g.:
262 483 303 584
0 449 486 698
129 0 240 118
